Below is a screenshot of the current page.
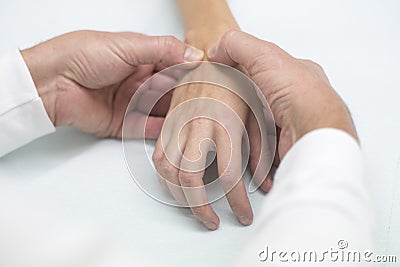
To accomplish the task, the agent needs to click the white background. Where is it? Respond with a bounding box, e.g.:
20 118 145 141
0 0 399 266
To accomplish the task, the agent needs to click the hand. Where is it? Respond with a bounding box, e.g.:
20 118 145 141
21 30 204 138
152 76 253 230
149 0 255 231
208 30 358 165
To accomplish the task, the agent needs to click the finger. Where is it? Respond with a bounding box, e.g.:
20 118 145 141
149 93 173 117
154 64 193 82
130 73 176 123
152 135 188 205
215 130 253 226
138 73 177 116
149 73 177 92
157 173 169 192
260 175 274 192
247 111 274 192
120 112 164 139
258 132 278 192
145 116 165 139
164 138 188 206
207 30 286 72
121 34 204 66
137 90 173 117
152 150 175 199
248 112 262 175
260 123 280 192
179 138 219 230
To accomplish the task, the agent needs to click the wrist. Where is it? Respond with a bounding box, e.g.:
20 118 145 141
185 24 239 54
288 86 358 142
21 48 58 125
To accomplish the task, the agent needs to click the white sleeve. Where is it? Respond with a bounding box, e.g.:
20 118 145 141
0 50 55 157
236 129 375 266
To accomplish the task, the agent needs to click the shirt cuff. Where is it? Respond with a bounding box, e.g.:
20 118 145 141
268 128 367 221
235 129 372 266
0 50 55 157
275 128 362 185
259 128 372 247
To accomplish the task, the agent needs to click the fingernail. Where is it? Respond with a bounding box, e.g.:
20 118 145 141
184 46 204 62
239 216 252 226
204 221 218 231
207 45 217 58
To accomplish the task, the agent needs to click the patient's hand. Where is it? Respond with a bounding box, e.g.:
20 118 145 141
22 30 204 138
152 78 254 230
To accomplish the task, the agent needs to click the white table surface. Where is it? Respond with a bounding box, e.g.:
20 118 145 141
0 0 399 266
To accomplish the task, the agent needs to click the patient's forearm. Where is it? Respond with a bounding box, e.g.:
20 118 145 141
176 0 239 52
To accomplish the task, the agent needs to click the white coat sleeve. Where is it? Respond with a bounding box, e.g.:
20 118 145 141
236 129 375 266
0 50 55 157
0 51 144 266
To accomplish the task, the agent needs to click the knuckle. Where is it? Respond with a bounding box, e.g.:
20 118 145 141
221 29 240 45
254 40 278 58
265 41 280 52
179 171 196 186
155 35 179 63
161 160 177 176
303 59 324 72
160 35 178 51
258 43 274 56
152 150 177 177
190 118 211 129
185 119 214 137
152 151 164 164
298 59 330 82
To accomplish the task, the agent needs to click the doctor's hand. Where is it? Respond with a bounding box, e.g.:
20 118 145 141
21 30 204 138
208 30 358 165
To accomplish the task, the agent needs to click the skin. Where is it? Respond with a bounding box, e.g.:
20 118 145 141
21 30 204 138
21 28 357 233
207 30 358 160
152 0 262 231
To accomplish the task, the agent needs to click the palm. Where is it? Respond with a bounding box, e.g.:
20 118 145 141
56 63 168 138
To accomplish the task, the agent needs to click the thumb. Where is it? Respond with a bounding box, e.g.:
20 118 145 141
207 30 285 75
123 34 204 67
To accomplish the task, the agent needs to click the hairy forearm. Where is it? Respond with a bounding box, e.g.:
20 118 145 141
176 0 239 52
